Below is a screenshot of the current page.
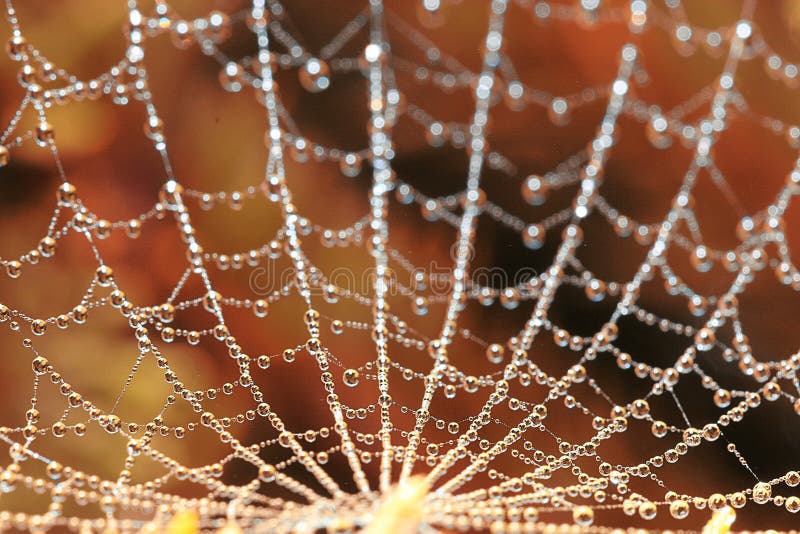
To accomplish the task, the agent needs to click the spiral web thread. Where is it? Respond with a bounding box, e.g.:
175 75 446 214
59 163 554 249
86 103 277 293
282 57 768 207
1 0 800 532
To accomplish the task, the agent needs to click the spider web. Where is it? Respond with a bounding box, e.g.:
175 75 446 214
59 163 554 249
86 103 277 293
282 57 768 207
1 0 800 532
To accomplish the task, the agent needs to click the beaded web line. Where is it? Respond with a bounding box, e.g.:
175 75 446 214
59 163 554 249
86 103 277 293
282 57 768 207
1 0 800 532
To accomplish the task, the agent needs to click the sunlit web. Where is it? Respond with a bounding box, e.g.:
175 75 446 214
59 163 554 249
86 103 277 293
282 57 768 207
1 0 800 532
